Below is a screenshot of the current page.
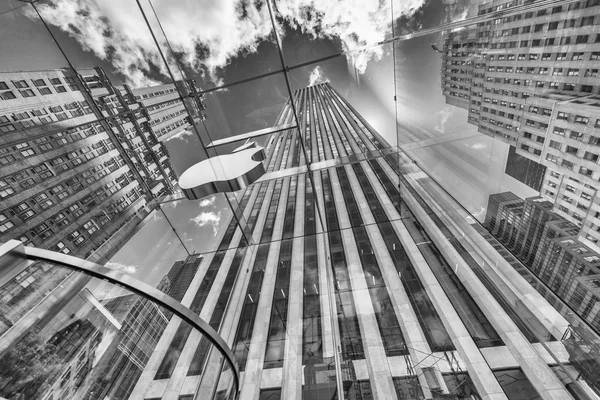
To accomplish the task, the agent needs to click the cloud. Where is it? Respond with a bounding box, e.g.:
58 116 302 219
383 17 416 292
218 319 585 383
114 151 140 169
166 129 194 142
308 66 329 86
104 261 138 275
32 0 424 86
468 142 487 150
192 211 222 235
434 107 452 134
278 0 423 73
199 195 216 208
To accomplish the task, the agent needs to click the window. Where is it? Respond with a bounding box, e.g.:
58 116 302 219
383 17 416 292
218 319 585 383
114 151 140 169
20 149 35 157
55 86 67 93
20 89 35 98
0 82 7 90
0 91 16 100
39 87 52 95
0 186 14 198
549 140 561 149
0 214 14 233
568 68 580 76
49 78 61 85
562 160 575 170
582 85 593 93
557 112 569 120
580 167 594 177
575 115 589 124
0 124 16 133
576 35 590 44
556 52 567 60
565 145 579 155
553 68 563 76
549 21 559 30
542 53 551 61
534 24 545 32
83 221 98 235
582 16 595 26
572 52 585 60
570 131 584 141
12 80 28 89
584 151 599 162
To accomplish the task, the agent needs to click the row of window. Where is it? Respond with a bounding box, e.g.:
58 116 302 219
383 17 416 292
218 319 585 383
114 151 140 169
491 16 598 39
545 152 598 178
480 0 599 17
134 86 178 100
0 77 76 101
486 65 599 78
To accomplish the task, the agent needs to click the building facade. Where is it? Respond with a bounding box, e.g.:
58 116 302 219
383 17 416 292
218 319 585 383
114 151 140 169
0 67 197 263
441 0 600 251
485 191 600 332
115 83 590 400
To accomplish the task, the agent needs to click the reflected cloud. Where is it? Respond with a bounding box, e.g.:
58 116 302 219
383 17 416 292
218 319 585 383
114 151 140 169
104 261 139 275
467 142 487 150
434 107 452 134
199 195 216 208
165 129 194 142
308 66 329 86
192 211 222 235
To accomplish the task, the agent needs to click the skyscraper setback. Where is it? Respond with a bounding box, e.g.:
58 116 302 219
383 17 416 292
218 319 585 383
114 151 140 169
441 0 600 251
0 67 194 262
121 83 583 400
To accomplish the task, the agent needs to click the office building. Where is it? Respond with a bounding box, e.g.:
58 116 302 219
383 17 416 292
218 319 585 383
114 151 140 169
441 0 600 251
0 67 197 263
485 191 600 332
114 82 591 400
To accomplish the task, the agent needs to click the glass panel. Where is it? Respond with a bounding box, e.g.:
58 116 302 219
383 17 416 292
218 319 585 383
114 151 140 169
0 251 237 399
5 0 600 399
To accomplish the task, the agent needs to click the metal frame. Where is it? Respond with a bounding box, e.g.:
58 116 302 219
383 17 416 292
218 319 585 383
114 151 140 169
4 241 240 397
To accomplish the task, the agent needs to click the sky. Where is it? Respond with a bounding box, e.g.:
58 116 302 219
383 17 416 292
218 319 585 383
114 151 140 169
0 0 538 286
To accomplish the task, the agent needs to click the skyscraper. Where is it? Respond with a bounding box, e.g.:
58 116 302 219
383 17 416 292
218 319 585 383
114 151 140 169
0 67 195 262
441 0 600 251
123 83 585 400
485 191 600 332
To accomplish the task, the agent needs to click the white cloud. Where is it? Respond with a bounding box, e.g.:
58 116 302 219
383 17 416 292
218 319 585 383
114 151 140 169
434 107 452 134
166 129 194 142
278 0 422 73
198 195 216 208
468 142 487 150
32 0 424 86
104 261 138 275
192 211 222 235
308 66 329 86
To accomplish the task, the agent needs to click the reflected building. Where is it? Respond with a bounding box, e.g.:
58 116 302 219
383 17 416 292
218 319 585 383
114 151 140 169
485 191 600 332
441 0 600 251
0 67 202 359
0 67 195 262
126 83 587 400
0 243 201 400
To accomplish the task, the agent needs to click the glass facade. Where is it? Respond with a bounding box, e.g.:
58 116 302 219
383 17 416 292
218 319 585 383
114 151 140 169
3 0 600 399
